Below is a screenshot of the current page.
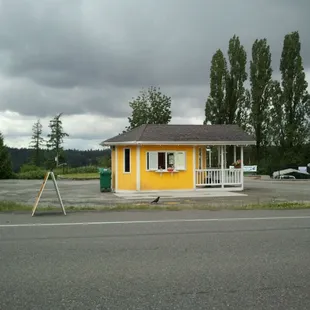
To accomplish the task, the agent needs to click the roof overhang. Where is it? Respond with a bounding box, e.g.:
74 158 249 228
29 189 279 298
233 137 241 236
101 140 256 146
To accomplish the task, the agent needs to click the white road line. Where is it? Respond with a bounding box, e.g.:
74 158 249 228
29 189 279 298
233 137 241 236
0 216 310 228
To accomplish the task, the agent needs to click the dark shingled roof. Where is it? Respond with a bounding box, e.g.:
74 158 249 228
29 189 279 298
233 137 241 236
102 124 255 145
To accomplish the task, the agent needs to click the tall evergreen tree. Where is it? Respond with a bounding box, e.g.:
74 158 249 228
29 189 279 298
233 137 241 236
46 113 69 167
279 31 310 155
204 49 228 124
249 38 273 163
0 132 13 179
29 119 45 166
127 86 172 131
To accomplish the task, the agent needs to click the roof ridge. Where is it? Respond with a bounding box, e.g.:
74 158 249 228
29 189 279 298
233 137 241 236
137 124 148 140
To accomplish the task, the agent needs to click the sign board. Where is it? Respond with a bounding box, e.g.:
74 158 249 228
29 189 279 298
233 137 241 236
243 165 257 172
32 171 66 216
298 166 307 173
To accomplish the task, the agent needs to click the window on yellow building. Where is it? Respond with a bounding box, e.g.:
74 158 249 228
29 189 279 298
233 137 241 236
146 151 186 171
124 148 131 173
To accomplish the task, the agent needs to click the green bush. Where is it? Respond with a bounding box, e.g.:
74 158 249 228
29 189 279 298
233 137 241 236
55 166 98 175
15 165 98 179
19 164 42 173
17 170 47 180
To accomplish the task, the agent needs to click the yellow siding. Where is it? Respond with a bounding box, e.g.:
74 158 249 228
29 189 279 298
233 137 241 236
116 146 137 191
111 148 115 190
140 145 194 191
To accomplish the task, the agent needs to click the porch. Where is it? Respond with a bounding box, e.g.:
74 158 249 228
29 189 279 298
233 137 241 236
195 145 244 191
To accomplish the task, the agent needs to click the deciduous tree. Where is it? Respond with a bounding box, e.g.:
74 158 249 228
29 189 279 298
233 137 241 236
249 38 273 163
204 49 228 124
127 86 172 130
226 35 248 126
279 31 310 154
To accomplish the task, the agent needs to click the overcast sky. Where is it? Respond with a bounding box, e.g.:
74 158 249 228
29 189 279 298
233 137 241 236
0 0 309 150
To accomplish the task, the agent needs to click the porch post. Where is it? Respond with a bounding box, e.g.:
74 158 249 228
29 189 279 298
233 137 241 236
115 146 118 192
224 145 227 167
233 145 236 163
221 145 224 188
208 148 212 167
240 146 244 190
193 146 196 189
136 145 141 191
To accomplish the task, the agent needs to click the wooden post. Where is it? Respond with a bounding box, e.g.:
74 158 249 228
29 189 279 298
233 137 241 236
241 146 244 190
221 146 224 188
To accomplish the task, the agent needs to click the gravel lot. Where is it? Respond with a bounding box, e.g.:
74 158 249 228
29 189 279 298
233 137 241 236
1 177 310 207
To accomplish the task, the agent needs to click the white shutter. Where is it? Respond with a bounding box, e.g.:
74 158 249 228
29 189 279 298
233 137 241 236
148 152 158 170
175 152 186 170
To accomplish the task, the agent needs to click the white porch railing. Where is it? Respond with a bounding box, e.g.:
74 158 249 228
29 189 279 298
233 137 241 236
195 169 242 187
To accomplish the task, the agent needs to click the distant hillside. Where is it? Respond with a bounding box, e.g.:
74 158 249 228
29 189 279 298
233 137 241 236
8 147 111 172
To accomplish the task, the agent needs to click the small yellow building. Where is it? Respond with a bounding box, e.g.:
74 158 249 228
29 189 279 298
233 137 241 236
101 124 255 192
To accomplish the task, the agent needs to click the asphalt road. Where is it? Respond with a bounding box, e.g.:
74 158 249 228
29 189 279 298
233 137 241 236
1 210 310 309
1 178 310 207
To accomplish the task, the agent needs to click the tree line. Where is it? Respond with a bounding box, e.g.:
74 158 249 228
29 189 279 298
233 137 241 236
1 113 69 178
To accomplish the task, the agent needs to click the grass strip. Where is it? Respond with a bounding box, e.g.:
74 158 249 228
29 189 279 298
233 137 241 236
1 200 310 213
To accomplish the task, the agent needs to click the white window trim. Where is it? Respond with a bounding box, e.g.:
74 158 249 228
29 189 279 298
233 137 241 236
146 151 187 172
123 148 131 173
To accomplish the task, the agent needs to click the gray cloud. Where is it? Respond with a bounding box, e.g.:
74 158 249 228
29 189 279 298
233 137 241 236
0 0 309 123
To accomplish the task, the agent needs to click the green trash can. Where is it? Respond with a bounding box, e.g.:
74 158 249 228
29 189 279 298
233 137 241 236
98 168 112 192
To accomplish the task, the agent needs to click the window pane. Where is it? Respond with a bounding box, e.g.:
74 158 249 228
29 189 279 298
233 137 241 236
175 152 186 170
147 152 158 170
158 152 166 169
124 148 130 172
167 152 175 168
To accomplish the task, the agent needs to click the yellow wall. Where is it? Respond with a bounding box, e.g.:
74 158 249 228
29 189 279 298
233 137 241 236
116 146 137 191
114 144 208 191
111 148 115 190
140 145 194 191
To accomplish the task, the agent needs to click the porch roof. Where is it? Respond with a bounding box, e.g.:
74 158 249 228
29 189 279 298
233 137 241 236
101 124 256 146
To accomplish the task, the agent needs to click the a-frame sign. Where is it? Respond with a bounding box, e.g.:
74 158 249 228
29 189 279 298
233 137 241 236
32 171 66 216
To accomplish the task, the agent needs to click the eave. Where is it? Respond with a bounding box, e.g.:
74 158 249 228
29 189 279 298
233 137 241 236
100 140 256 147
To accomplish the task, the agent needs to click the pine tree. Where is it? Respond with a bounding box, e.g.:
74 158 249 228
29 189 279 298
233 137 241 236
29 119 45 167
46 113 69 167
0 132 13 179
249 38 273 163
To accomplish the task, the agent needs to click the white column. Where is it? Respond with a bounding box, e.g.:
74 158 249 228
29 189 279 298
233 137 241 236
221 145 224 188
208 148 212 168
224 145 227 168
136 145 140 191
115 146 118 192
240 146 244 190
193 146 196 189
233 145 237 163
